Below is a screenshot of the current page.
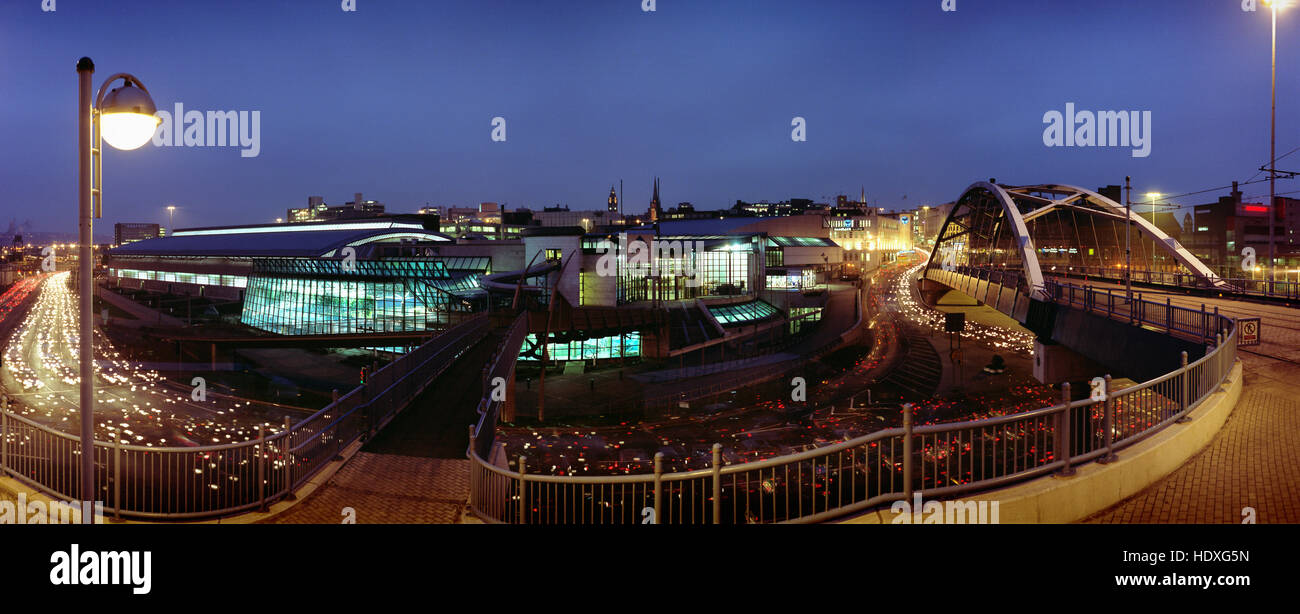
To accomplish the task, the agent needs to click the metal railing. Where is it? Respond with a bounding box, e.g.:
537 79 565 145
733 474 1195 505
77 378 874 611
467 284 1240 524
469 313 529 460
0 313 490 519
1047 264 1300 301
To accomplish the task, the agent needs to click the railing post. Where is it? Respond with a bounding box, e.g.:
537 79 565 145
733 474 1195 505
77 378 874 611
283 416 295 500
517 455 527 525
711 443 722 524
1108 289 1113 317
653 452 663 525
1177 351 1191 422
257 424 267 512
1201 303 1207 341
1 395 7 473
1165 297 1172 332
112 437 121 521
1099 375 1117 463
1057 383 1074 476
902 403 914 501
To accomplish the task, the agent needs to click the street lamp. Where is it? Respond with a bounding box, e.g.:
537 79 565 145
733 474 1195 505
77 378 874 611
167 205 176 235
1146 192 1161 274
77 57 160 508
1265 0 1291 287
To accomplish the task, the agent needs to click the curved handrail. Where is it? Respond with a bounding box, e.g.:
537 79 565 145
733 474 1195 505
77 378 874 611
468 284 1242 524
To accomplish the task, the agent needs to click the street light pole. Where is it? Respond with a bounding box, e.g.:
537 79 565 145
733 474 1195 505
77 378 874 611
1270 1 1279 288
76 58 95 507
75 57 160 511
1125 176 1132 302
1147 192 1162 274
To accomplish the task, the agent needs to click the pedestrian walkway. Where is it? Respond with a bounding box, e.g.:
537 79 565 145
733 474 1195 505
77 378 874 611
1085 385 1300 523
263 453 471 524
262 330 498 524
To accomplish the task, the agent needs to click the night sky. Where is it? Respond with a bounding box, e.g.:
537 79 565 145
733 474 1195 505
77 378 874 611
1 0 1295 233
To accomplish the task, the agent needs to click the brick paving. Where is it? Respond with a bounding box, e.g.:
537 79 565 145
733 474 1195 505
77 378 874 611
1085 386 1300 523
264 453 470 524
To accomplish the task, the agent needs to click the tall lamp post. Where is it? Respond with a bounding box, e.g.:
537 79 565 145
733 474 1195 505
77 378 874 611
1145 192 1162 275
1266 1 1291 287
77 57 160 506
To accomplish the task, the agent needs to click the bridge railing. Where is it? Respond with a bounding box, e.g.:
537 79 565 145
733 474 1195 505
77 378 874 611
469 312 529 461
0 313 490 520
1048 264 1300 300
467 284 1240 524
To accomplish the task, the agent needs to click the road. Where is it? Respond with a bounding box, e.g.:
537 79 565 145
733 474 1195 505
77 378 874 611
0 272 292 447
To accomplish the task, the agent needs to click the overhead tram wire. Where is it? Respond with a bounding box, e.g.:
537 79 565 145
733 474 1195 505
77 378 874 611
1150 146 1300 206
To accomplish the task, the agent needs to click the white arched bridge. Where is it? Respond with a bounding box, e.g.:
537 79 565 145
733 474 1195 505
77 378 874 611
924 181 1231 325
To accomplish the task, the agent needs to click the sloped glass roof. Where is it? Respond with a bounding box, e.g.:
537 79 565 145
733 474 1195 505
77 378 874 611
708 300 781 326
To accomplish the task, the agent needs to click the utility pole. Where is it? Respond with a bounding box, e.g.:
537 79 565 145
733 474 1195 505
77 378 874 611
1124 176 1132 303
1270 3 1279 290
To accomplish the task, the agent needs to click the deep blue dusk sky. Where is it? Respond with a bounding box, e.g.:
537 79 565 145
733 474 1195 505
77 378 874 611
1 0 1297 233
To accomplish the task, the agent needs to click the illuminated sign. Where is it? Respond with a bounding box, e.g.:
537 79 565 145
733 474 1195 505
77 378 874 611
822 218 871 229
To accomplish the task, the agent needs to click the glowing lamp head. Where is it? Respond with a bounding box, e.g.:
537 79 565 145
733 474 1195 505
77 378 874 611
99 82 160 151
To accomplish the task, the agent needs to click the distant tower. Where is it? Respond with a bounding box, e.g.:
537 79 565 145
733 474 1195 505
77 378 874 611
608 185 619 213
650 177 662 223
860 186 866 205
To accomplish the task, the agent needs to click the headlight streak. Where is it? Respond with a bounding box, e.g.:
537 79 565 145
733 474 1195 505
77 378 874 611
1 273 287 464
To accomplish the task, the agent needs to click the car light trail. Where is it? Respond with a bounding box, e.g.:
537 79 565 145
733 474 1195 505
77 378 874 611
1 272 287 447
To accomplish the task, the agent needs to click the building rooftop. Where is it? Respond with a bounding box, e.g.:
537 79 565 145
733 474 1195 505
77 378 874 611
110 221 450 258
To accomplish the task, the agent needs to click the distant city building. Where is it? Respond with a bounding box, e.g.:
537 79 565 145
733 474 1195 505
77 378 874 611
608 186 619 214
114 222 163 246
533 207 624 231
287 192 385 223
1186 182 1300 276
731 198 828 217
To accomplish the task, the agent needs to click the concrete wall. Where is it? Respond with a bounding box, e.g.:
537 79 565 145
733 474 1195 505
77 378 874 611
1046 304 1206 383
523 235 581 305
843 360 1243 524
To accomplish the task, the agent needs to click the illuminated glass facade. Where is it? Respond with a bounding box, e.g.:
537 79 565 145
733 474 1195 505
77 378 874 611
765 269 817 290
240 258 470 335
110 268 248 288
788 307 823 334
617 245 755 302
519 332 641 362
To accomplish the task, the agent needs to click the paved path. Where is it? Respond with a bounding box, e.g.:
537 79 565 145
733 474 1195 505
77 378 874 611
264 453 471 524
263 333 498 524
1085 386 1300 523
1080 283 1300 523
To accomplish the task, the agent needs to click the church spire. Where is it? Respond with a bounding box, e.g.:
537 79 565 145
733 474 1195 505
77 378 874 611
650 177 661 223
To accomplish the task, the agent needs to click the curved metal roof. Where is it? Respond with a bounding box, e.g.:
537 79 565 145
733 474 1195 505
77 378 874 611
110 224 450 258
